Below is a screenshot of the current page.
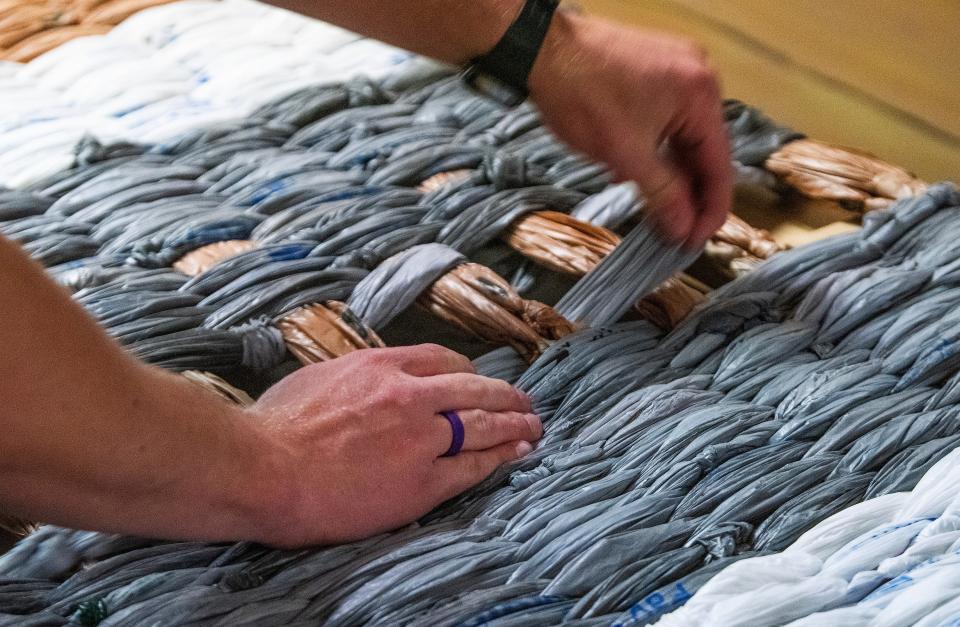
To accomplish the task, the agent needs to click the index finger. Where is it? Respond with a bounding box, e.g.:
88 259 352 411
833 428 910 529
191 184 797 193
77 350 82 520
675 106 733 246
420 373 532 414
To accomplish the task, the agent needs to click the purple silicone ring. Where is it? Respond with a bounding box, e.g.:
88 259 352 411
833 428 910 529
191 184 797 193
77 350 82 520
440 410 465 457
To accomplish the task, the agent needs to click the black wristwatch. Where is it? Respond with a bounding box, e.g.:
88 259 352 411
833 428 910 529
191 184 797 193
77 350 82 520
461 0 561 107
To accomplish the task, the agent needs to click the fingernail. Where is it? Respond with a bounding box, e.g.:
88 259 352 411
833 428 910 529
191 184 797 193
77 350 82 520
515 441 534 457
525 413 543 437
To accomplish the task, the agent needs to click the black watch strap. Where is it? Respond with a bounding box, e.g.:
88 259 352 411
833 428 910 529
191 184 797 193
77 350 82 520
463 0 560 106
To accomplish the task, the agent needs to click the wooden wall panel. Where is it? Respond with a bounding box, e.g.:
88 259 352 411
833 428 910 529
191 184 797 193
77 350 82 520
669 0 960 138
578 0 960 183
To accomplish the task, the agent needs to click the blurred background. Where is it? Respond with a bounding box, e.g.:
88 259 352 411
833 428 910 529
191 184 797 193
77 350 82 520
581 0 960 184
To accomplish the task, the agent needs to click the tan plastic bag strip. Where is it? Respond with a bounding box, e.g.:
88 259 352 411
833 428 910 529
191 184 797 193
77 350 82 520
417 263 577 362
4 23 110 61
713 213 784 260
703 214 786 281
81 0 176 25
172 240 259 276
0 0 172 61
417 169 473 194
502 210 621 276
635 274 709 331
503 208 778 327
766 138 927 211
182 370 255 406
504 206 779 282
278 302 385 365
0 514 35 543
0 6 61 48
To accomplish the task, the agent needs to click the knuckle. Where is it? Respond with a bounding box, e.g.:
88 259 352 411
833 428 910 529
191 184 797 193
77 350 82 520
425 343 473 371
685 65 719 94
519 413 542 439
407 342 470 373
490 379 512 399
379 377 417 407
339 348 367 365
298 361 326 378
393 386 419 408
426 343 463 363
504 412 528 437
456 353 476 373
358 348 394 368
423 459 445 485
418 342 447 357
472 412 492 435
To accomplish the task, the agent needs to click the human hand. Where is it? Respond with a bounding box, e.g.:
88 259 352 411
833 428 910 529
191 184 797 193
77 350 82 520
249 344 540 547
529 12 733 247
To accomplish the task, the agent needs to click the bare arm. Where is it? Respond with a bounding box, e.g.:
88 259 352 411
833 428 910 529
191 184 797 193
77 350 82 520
0 235 269 541
267 0 520 65
0 234 539 547
268 0 734 246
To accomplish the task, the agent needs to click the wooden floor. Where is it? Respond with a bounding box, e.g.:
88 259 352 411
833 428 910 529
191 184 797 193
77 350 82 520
579 0 960 184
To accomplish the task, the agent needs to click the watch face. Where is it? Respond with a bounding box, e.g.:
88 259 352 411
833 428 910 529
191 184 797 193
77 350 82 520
461 67 527 108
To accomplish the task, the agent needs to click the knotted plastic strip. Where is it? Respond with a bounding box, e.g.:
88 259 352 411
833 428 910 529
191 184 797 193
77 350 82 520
7 187 960 625
417 162 780 291
500 209 708 331
501 210 620 277
0 0 173 62
412 165 775 332
347 243 466 331
277 301 385 364
767 138 928 211
233 318 287 372
172 239 259 276
419 262 577 362
181 370 254 406
705 214 786 280
724 100 926 212
417 169 473 194
0 514 34 554
634 274 710 331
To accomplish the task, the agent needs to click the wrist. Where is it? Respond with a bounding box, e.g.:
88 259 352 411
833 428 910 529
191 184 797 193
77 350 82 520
136 365 295 544
462 0 526 64
528 7 582 99
225 408 303 546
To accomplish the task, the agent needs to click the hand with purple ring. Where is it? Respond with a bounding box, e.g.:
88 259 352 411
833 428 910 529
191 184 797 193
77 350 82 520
249 344 542 547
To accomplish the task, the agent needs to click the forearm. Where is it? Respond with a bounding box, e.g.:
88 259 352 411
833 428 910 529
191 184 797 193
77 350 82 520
265 0 523 65
267 1 731 245
264 0 584 117
0 235 279 542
